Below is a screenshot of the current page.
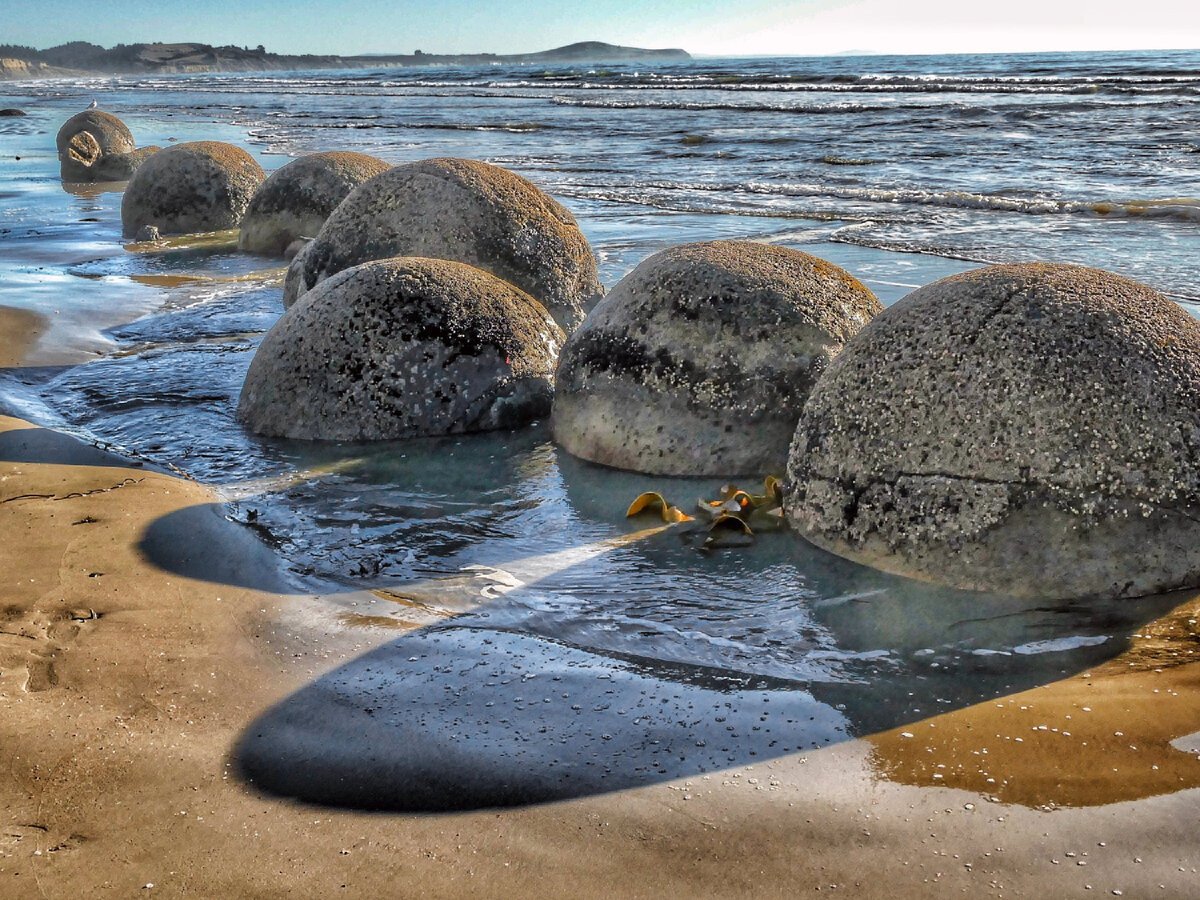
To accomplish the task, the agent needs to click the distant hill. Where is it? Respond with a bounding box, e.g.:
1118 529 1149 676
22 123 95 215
0 40 691 80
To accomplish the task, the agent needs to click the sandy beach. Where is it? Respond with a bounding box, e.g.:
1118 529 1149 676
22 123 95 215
4 310 1200 898
0 307 44 368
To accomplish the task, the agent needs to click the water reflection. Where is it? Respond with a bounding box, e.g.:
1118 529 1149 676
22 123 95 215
868 592 1200 808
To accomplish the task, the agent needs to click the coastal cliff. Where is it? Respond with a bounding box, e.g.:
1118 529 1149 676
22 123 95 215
0 40 691 80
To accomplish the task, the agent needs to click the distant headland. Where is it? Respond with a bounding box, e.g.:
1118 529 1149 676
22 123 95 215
0 40 691 80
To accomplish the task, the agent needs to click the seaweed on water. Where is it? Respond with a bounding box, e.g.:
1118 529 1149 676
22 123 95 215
625 476 786 551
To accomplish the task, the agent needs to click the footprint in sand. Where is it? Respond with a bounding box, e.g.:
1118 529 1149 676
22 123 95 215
0 602 99 693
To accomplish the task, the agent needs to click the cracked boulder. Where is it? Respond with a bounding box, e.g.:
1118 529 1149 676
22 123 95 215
552 241 883 477
56 109 159 182
238 151 391 256
293 157 603 331
785 262 1200 600
239 257 564 441
121 141 265 237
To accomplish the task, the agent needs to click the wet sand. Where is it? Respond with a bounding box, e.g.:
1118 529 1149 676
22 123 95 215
2 311 1199 895
0 305 45 367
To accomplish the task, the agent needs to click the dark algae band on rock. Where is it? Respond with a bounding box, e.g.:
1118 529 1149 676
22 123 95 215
785 262 1200 601
553 241 882 477
239 257 564 441
293 157 603 331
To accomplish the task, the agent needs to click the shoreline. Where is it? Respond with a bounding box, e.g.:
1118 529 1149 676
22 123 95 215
1 405 1199 896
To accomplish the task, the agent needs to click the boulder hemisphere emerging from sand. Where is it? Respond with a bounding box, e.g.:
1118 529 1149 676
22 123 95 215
552 241 883 477
293 158 603 330
786 262 1200 601
239 257 565 441
238 151 391 256
121 141 265 237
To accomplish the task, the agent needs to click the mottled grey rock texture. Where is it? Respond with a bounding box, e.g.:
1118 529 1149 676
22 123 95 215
282 239 314 308
121 141 265 237
552 241 883 477
239 257 565 441
56 109 146 182
785 262 1200 601
238 151 391 256
296 157 603 331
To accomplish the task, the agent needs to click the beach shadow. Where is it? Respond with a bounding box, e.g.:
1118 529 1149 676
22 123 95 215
224 561 1182 813
0 425 138 469
138 502 294 595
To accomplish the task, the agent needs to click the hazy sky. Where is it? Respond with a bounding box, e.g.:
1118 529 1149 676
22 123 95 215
5 0 1199 57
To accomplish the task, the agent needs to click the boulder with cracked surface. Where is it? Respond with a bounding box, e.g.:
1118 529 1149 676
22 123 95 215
785 262 1200 600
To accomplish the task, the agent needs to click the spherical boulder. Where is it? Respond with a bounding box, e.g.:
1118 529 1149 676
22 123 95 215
238 151 391 256
785 262 1200 601
238 257 565 441
282 239 314 308
57 110 139 181
121 141 265 237
552 241 883 477
296 158 603 332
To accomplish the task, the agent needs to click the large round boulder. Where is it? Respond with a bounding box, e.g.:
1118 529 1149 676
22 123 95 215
785 262 1200 601
56 109 140 181
552 241 883 477
239 257 565 441
296 158 603 332
238 151 391 256
56 110 134 157
121 141 265 237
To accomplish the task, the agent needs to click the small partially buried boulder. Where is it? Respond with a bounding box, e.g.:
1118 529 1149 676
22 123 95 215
121 141 265 237
238 151 391 256
57 109 147 181
239 257 565 441
296 157 603 332
553 241 883 477
786 262 1200 601
0 108 27 117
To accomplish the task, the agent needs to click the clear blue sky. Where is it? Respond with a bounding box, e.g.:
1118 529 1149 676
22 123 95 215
4 0 1198 57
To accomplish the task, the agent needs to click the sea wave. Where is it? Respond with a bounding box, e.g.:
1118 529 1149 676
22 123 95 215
558 177 1200 223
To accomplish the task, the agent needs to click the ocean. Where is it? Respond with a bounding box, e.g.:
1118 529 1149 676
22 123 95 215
1 48 1197 800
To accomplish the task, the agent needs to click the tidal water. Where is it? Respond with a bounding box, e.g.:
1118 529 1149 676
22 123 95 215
2 49 1198 806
